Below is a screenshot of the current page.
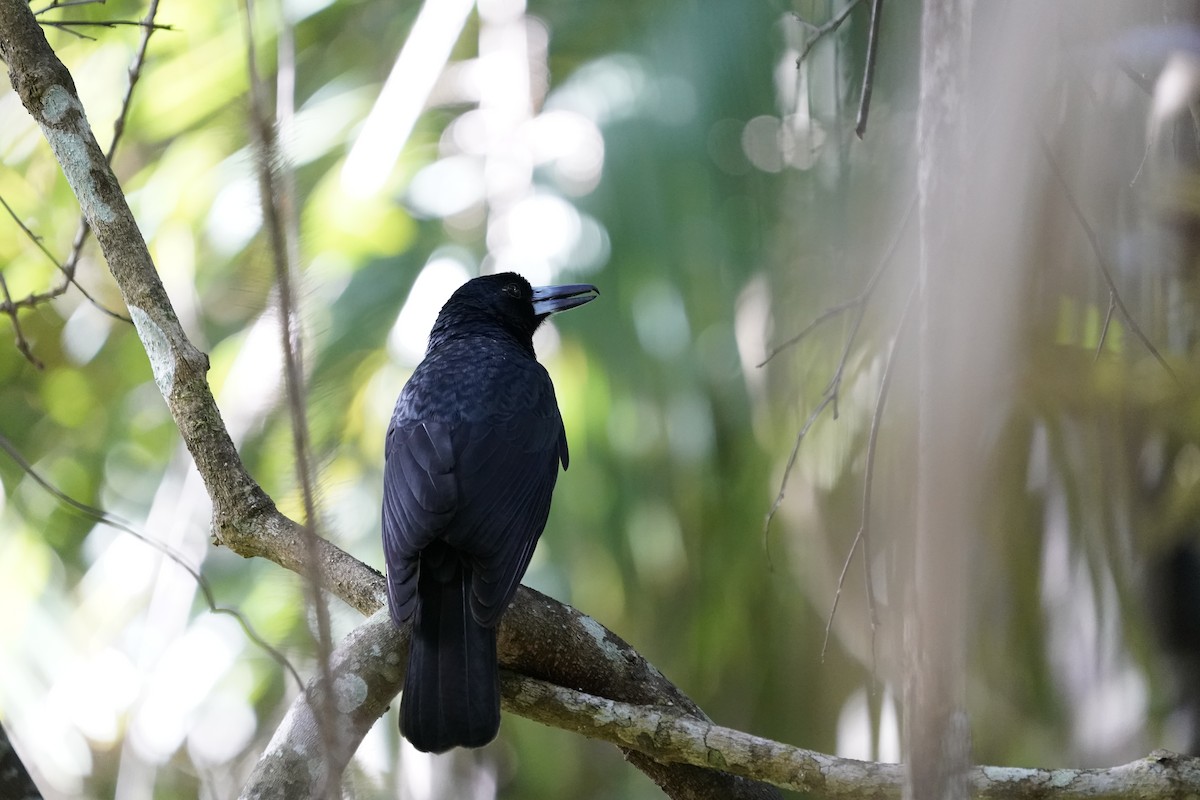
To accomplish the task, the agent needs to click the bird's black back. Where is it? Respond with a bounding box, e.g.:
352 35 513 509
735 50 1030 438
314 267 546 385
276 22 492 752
382 274 569 752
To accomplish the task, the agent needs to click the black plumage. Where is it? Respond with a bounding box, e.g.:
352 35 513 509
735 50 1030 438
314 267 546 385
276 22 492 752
382 272 598 753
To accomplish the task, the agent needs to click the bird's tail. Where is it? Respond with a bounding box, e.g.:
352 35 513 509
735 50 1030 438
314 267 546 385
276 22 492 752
400 554 500 753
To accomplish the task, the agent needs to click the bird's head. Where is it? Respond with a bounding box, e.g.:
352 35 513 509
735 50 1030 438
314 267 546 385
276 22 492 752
428 273 599 352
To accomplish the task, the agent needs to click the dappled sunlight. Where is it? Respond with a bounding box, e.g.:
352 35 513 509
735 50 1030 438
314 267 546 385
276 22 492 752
341 0 476 198
129 616 246 762
388 256 472 366
835 687 902 763
1041 486 1150 762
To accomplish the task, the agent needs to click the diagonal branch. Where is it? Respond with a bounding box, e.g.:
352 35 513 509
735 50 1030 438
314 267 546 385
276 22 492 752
760 199 915 550
0 268 43 368
0 0 155 361
57 0 162 310
822 285 914 665
251 599 1200 800
759 196 915 367
0 192 130 324
240 1 340 795
244 599 783 800
796 0 863 66
1038 135 1178 383
854 0 884 139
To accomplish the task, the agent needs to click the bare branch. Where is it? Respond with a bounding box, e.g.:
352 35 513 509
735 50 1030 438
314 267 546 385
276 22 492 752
1039 136 1178 383
58 0 165 308
249 604 1200 800
246 593 783 800
240 611 400 800
758 297 864 368
106 0 162 160
1095 294 1116 361
822 285 913 663
38 19 172 36
759 196 915 367
508 681 1200 800
854 0 884 139
0 193 130 322
762 391 836 567
796 0 863 66
0 0 156 360
762 281 868 555
0 0 264 534
0 269 44 369
30 0 106 14
240 0 340 794
760 199 915 553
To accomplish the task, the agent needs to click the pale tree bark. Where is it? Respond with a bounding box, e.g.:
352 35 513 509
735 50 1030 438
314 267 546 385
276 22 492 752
906 1 1072 798
248 608 1200 800
908 1 977 796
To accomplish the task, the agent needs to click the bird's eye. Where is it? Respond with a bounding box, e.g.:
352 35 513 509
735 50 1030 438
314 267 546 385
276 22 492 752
503 283 521 298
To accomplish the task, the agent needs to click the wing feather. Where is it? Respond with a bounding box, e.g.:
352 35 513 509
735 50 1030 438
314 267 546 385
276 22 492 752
384 356 570 630
449 411 565 627
382 420 457 624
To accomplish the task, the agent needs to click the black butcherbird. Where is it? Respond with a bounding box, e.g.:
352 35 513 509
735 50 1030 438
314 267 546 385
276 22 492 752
383 272 598 753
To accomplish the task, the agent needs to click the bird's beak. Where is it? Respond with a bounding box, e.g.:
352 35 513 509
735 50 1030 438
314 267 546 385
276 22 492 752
531 283 600 316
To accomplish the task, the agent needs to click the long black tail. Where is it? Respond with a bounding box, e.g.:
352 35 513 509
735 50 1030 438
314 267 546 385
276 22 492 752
400 548 500 753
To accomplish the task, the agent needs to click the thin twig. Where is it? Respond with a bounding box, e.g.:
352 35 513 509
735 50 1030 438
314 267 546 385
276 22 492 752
0 432 303 690
854 0 884 139
37 20 94 38
1039 136 1179 383
1095 294 1116 361
1130 139 1151 189
107 0 162 161
760 199 916 577
760 195 915 367
30 0 107 14
796 0 864 66
0 270 43 368
763 297 866 565
40 18 171 31
0 194 130 322
822 284 914 665
759 296 866 368
241 2 340 795
761 200 916 558
763 392 836 570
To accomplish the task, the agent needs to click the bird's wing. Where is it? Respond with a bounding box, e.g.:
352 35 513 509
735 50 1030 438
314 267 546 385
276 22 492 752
449 409 567 627
382 419 457 625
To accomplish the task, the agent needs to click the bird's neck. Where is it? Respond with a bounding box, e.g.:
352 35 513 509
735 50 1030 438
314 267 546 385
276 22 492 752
427 325 536 358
